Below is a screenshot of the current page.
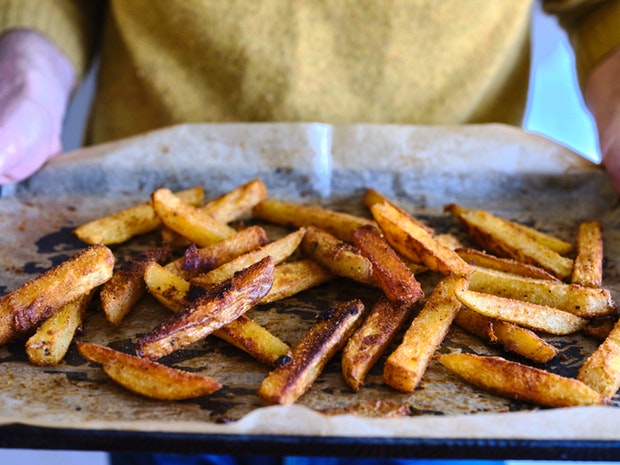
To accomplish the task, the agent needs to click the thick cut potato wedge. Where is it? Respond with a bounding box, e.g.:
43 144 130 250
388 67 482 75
152 188 236 247
578 319 620 398
261 259 334 304
362 188 434 235
456 247 559 281
342 297 414 391
258 299 365 405
383 275 468 392
454 308 558 364
74 186 204 245
456 289 588 335
77 342 221 400
352 224 424 305
253 198 373 242
26 292 93 366
469 266 616 318
371 202 472 277
0 244 115 346
100 246 172 326
571 220 604 288
137 257 274 360
437 353 608 407
201 178 268 223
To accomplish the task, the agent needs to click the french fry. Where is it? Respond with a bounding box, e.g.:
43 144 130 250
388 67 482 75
26 292 93 366
437 353 608 407
469 266 616 318
258 299 365 405
0 244 115 346
456 247 559 281
362 188 434 235
584 317 616 341
383 275 468 392
100 246 172 326
571 220 604 288
137 257 275 360
371 202 472 277
261 259 334 304
301 226 374 285
454 308 558 364
144 262 290 365
201 178 268 223
253 198 373 242
152 188 236 247
165 225 269 280
455 289 587 335
342 297 414 391
191 228 305 288
77 342 221 400
74 186 204 245
578 319 620 398
445 205 573 279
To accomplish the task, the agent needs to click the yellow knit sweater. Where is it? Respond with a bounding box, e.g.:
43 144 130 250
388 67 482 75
0 0 618 145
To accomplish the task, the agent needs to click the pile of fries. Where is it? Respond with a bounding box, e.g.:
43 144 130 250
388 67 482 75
0 177 618 410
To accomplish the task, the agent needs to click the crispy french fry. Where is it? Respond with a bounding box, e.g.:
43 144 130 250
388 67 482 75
371 202 472 276
261 259 334 303
74 186 204 245
191 228 305 288
165 226 269 280
152 188 236 247
454 308 558 364
456 247 559 281
437 353 608 407
0 244 115 346
342 297 414 391
144 262 290 365
100 246 172 326
383 275 468 392
456 289 587 335
469 266 616 318
137 257 274 360
578 319 620 398
446 205 574 279
253 198 373 242
258 299 365 405
77 342 221 400
571 220 604 288
362 188 434 235
26 292 93 366
201 178 268 223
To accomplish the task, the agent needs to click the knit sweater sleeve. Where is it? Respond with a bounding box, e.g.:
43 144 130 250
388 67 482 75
543 0 620 89
0 0 104 78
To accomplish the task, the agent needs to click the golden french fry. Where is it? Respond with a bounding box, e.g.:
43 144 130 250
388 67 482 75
261 259 334 304
0 244 115 346
152 188 236 247
456 247 559 281
362 188 434 235
469 266 616 318
371 202 472 277
456 289 588 335
301 226 374 285
165 226 269 280
578 319 620 398
137 257 275 360
253 198 373 242
342 297 414 391
352 224 424 304
77 342 221 400
571 220 604 288
26 292 93 366
201 178 268 223
454 308 558 364
383 275 468 392
258 299 365 405
74 186 204 245
100 246 172 326
437 353 608 407
191 228 305 288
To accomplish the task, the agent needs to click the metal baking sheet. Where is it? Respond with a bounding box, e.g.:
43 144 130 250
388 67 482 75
1 123 619 457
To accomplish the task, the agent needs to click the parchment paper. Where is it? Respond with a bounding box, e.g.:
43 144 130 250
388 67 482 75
2 123 620 441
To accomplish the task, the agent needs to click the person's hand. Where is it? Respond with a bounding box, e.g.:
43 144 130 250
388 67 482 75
0 29 75 184
585 45 620 192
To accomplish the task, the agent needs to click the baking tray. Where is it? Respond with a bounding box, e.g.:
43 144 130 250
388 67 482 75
1 123 619 459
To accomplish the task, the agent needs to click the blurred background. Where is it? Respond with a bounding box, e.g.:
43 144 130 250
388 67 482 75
0 3 605 465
